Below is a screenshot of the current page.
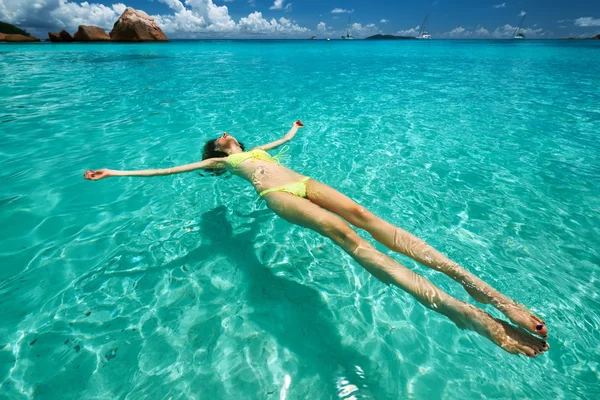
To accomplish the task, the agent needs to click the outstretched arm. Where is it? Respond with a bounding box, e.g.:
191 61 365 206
83 157 227 181
252 120 304 151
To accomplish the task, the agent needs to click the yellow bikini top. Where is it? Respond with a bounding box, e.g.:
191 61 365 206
227 146 290 169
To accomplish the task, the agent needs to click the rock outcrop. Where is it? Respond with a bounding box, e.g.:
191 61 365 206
73 25 111 42
0 33 40 42
110 8 168 42
593 34 600 40
48 29 74 42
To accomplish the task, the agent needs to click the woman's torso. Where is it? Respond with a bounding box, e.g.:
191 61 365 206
226 150 306 193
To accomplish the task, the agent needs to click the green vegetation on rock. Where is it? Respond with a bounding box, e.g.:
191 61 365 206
365 34 416 40
0 21 30 36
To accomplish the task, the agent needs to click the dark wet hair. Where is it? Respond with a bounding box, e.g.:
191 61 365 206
201 138 245 176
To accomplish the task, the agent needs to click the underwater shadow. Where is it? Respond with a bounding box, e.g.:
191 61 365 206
192 205 392 399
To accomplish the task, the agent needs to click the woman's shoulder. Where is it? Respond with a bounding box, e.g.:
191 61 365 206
248 147 268 153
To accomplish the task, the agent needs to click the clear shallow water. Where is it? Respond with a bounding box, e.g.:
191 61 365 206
0 39 599 399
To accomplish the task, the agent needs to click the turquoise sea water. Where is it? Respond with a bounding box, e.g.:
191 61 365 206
1 39 599 399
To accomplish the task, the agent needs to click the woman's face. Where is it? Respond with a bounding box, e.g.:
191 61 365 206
215 132 240 151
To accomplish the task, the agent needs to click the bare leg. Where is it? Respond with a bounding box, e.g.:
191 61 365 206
263 192 548 357
305 180 548 337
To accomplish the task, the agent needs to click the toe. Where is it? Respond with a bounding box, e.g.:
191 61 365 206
523 314 548 336
531 342 544 354
534 322 548 336
521 332 549 355
532 340 549 355
521 346 536 358
505 306 548 336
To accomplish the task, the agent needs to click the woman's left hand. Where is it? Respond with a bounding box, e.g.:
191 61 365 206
293 120 304 128
84 168 112 180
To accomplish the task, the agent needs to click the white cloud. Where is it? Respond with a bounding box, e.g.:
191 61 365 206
52 2 125 30
440 25 547 39
270 0 284 9
113 3 126 15
518 11 526 17
270 0 291 11
349 22 380 38
159 0 185 13
239 12 307 35
331 8 353 14
0 0 314 38
440 26 491 38
248 0 256 7
493 3 506 9
6 1 453 39
0 0 127 35
316 21 329 33
153 10 206 34
396 26 419 36
574 17 600 27
491 23 543 38
475 27 490 35
155 0 236 34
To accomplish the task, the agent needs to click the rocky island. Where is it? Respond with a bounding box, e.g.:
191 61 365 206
73 25 111 42
0 21 40 42
1 7 167 44
564 34 600 40
110 8 168 42
48 30 74 43
365 34 417 40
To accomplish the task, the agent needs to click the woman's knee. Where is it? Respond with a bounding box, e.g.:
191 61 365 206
322 219 363 250
345 204 376 227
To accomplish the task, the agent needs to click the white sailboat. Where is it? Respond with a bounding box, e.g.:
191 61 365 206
513 12 526 39
417 15 431 39
342 15 354 40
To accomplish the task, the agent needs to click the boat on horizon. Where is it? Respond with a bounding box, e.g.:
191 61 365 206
417 15 431 39
342 15 354 40
513 12 527 39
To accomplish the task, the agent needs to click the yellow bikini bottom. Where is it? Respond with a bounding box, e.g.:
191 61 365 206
259 177 311 198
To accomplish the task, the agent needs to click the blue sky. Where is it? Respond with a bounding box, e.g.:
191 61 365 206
2 0 599 39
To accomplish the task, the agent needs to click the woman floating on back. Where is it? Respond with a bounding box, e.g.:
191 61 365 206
85 120 549 357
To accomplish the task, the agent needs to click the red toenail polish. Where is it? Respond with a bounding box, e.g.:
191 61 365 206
536 325 543 330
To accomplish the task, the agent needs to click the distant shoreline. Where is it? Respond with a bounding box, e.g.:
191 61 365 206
365 34 417 40
2 37 600 43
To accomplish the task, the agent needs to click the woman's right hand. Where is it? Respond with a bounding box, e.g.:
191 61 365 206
84 168 112 180
293 120 304 128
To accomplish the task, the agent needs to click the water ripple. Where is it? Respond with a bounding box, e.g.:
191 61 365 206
0 40 599 399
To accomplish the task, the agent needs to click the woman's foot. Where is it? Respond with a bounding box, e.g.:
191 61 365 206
462 280 548 337
448 301 550 357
